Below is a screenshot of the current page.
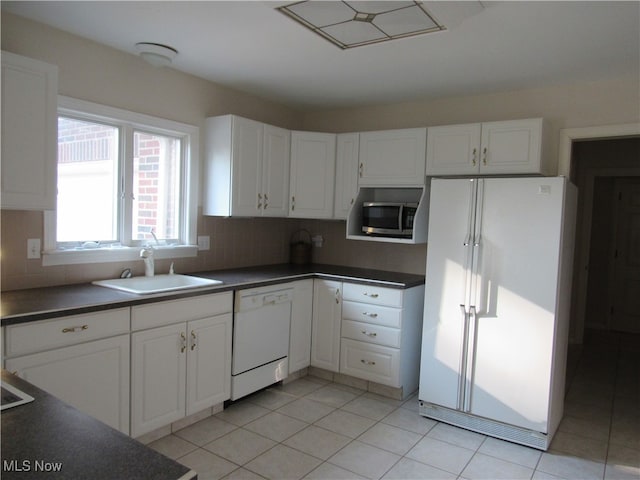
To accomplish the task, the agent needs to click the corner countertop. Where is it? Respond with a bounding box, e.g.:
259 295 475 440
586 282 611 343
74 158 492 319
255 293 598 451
1 370 195 480
1 263 425 326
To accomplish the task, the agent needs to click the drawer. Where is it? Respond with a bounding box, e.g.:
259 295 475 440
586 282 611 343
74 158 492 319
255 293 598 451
342 283 403 308
341 301 402 328
340 339 400 387
5 308 130 357
132 292 232 331
341 320 401 348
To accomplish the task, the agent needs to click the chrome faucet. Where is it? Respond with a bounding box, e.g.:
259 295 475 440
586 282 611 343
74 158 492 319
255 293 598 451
140 247 154 277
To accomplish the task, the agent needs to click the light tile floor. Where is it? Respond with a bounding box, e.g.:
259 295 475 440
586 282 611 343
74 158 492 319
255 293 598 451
149 331 639 479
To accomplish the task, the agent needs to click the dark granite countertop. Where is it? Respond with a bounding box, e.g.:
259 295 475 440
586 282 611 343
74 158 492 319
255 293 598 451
1 370 195 480
1 264 424 325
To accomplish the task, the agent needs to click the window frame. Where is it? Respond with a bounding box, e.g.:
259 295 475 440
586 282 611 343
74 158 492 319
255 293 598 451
43 96 199 266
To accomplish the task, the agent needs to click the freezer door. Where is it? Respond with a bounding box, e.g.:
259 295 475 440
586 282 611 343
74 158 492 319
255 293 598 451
420 178 477 409
467 177 565 432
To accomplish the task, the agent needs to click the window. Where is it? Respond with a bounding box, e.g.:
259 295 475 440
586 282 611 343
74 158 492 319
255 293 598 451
43 97 199 266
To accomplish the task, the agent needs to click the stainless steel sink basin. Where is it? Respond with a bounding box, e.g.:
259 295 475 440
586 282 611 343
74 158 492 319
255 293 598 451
92 274 223 294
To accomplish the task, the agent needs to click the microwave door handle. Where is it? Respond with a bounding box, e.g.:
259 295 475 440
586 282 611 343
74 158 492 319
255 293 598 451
398 205 403 230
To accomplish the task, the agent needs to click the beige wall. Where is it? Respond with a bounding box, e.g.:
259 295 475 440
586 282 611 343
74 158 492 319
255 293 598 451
301 74 640 173
2 12 639 291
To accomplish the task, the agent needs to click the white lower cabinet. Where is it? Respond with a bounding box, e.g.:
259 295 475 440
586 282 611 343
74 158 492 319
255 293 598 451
310 279 342 372
131 323 186 437
340 339 400 386
339 283 424 396
130 293 232 438
309 279 424 395
288 279 314 372
187 315 232 415
5 309 131 434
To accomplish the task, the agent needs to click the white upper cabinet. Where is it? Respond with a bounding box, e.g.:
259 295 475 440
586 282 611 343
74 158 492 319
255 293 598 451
334 133 359 220
426 118 549 176
204 115 290 217
1 51 58 210
425 123 482 176
261 124 291 216
289 131 336 219
358 128 427 186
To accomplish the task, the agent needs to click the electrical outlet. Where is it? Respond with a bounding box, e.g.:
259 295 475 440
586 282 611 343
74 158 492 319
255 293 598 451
27 238 41 259
197 235 210 251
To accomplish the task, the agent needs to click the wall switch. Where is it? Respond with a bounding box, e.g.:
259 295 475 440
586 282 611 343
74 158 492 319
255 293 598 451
27 238 41 259
311 235 324 247
197 235 210 251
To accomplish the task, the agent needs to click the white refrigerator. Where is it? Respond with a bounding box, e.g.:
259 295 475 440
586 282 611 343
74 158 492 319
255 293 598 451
419 177 577 450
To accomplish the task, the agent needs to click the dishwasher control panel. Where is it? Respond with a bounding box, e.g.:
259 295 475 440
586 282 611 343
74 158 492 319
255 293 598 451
235 286 293 312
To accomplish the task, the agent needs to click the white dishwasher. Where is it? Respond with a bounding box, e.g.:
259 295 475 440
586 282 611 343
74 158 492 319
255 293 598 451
231 285 293 400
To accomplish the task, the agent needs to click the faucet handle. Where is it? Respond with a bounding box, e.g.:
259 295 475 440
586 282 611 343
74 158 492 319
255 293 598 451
169 262 175 275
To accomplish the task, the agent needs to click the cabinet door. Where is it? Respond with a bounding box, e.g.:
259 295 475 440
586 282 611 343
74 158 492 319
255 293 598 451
311 280 342 372
6 335 130 434
1 52 58 210
426 124 482 176
231 116 263 216
186 314 232 415
480 118 543 175
131 323 187 438
289 132 336 219
334 133 360 219
262 125 290 217
289 279 314 372
359 128 426 186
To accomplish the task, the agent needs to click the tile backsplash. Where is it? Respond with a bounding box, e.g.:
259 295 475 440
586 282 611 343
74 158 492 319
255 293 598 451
1 209 426 291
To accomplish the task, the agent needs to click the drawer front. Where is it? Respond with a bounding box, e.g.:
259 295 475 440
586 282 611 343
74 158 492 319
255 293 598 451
341 301 402 328
342 283 403 308
340 339 400 387
341 320 401 348
5 308 130 357
132 292 233 331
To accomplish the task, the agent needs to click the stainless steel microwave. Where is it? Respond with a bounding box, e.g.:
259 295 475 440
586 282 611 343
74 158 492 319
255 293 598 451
362 202 417 237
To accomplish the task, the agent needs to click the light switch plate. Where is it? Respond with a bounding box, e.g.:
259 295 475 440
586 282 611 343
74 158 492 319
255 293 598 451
197 235 210 251
27 238 41 259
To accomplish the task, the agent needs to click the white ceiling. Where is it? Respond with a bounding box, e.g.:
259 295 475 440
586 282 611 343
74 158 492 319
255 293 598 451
2 1 639 110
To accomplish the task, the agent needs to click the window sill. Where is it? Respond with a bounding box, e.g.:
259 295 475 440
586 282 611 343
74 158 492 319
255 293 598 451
42 245 199 267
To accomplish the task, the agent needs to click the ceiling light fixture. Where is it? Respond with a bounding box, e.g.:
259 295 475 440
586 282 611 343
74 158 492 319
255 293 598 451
135 42 178 67
277 1 446 50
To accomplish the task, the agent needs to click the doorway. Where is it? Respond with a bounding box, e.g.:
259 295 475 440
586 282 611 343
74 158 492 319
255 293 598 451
570 137 640 340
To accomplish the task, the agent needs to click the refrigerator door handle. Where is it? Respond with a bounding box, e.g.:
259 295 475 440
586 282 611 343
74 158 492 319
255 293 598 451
458 304 471 410
463 305 479 412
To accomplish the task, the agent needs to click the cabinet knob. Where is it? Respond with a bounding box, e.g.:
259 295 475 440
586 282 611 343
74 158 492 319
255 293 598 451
359 163 363 177
472 148 477 166
362 312 378 318
483 147 487 165
360 359 376 366
190 330 197 351
364 292 379 298
291 196 295 211
335 288 340 304
361 330 377 337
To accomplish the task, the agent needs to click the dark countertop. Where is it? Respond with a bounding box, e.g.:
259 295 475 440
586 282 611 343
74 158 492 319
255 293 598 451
1 263 425 326
1 370 195 480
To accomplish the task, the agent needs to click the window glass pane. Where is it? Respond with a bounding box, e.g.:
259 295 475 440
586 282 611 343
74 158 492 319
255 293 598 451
57 117 119 243
132 131 181 243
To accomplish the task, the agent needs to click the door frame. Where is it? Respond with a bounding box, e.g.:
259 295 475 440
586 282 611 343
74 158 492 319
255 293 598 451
558 122 640 343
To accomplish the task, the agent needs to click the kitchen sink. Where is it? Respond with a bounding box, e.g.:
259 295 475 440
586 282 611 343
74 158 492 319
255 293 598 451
92 274 223 294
